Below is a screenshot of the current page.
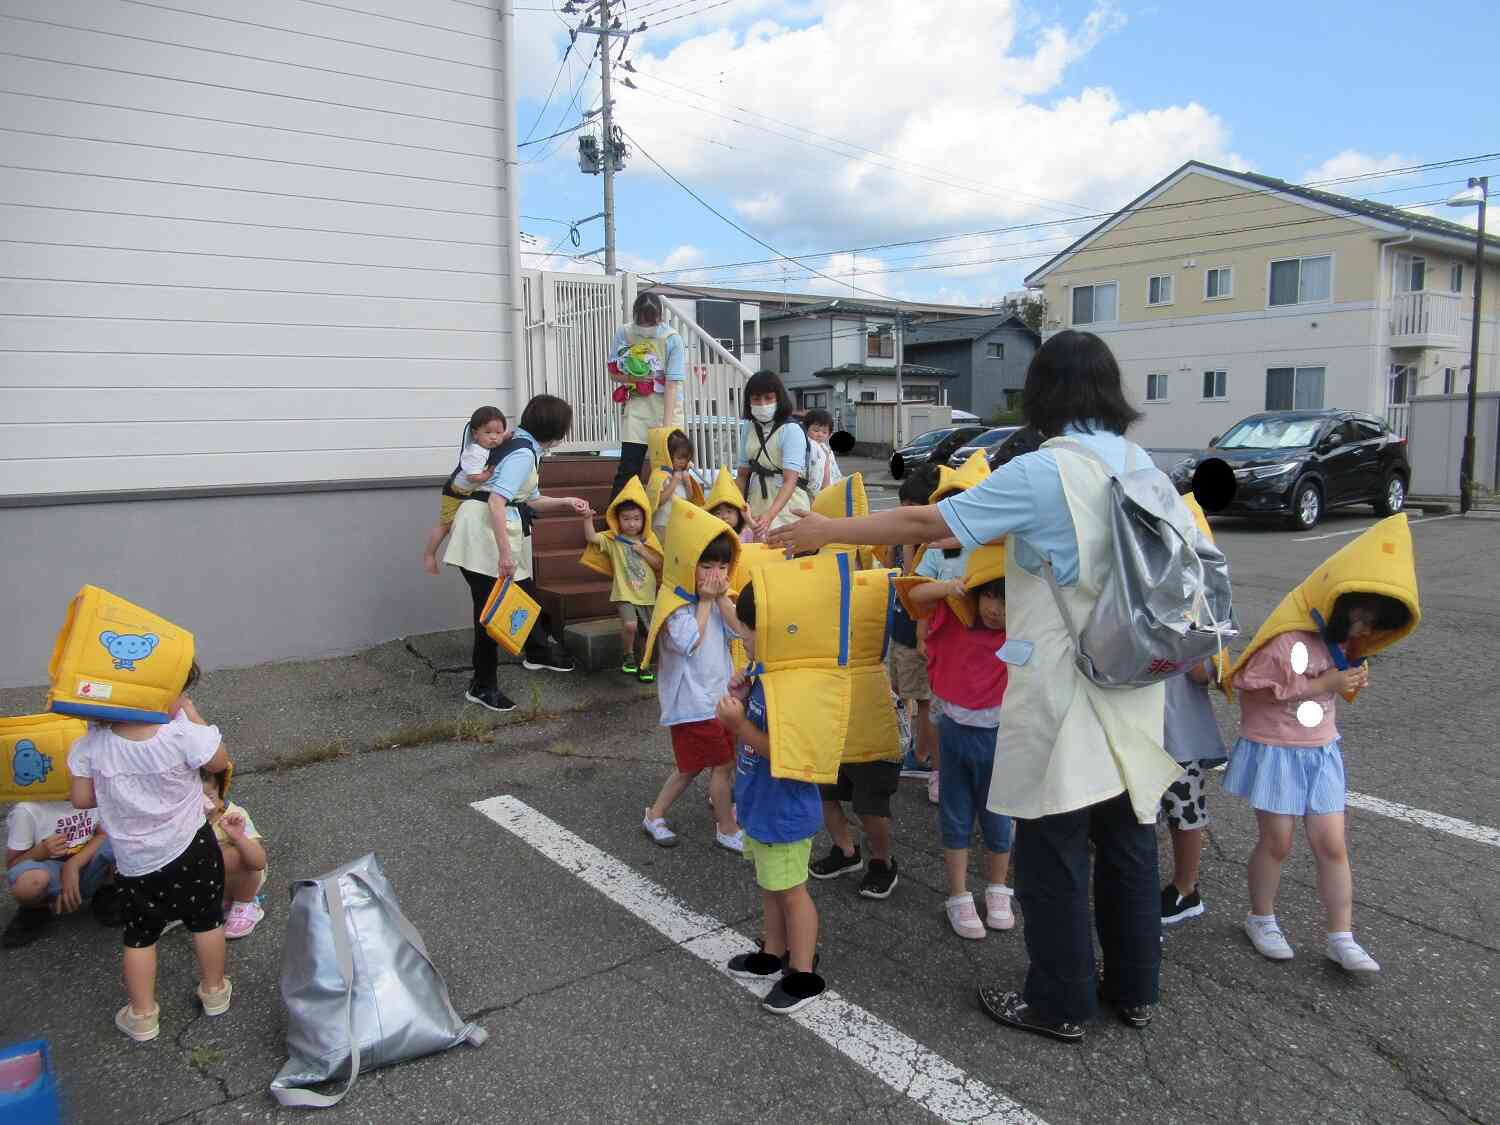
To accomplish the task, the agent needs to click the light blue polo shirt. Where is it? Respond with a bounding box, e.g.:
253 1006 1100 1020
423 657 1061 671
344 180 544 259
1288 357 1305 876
490 429 543 521
937 424 1143 587
736 418 808 474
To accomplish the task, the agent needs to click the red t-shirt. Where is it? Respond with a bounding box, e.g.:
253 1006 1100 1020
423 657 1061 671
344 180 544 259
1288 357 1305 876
925 602 1008 712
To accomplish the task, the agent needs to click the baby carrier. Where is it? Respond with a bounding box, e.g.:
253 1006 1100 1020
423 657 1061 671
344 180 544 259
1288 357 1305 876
745 419 809 503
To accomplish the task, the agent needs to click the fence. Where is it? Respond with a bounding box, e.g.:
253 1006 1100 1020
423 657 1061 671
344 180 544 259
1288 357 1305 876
1407 392 1500 497
518 270 752 465
853 402 954 449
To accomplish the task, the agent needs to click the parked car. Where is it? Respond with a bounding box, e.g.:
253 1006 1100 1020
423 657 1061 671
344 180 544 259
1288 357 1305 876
947 426 1020 467
1168 409 1410 531
987 425 1043 471
889 425 988 479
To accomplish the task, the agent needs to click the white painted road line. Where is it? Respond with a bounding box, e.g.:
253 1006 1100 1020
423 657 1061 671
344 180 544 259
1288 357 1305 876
1347 792 1500 849
472 795 1048 1125
1293 513 1459 541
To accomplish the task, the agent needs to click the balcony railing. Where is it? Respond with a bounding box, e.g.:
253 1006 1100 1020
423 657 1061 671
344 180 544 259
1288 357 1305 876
1390 289 1463 345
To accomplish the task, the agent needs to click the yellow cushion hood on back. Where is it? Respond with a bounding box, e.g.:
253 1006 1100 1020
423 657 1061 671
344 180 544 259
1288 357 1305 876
1 714 85 804
729 542 782 596
929 449 991 504
895 539 1007 627
750 553 900 783
810 472 878 567
578 475 662 578
646 426 674 473
1224 513 1420 699
701 467 751 523
642 502 741 667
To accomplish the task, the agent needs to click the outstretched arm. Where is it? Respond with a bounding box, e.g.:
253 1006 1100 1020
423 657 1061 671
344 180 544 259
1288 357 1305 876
768 504 951 554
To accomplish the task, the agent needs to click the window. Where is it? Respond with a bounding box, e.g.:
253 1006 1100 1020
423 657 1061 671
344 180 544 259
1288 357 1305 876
1205 266 1233 300
1388 365 1413 405
1352 419 1385 441
798 390 828 410
777 335 790 373
1265 366 1326 410
1443 367 1458 395
1202 370 1228 400
1145 373 1169 402
1070 282 1118 325
1451 263 1464 293
1147 274 1174 306
760 336 774 359
742 321 756 353
1269 255 1332 306
1393 255 1426 293
859 391 876 402
985 342 1005 360
867 327 894 359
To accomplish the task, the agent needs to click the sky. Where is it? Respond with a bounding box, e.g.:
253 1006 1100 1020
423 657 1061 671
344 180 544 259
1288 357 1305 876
511 0 1497 306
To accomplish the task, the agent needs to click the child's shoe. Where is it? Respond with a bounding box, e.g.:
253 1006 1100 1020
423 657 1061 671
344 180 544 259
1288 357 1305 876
984 885 1015 930
927 770 940 805
946 894 986 939
636 665 656 684
1161 884 1204 925
197 977 233 1017
224 900 264 940
114 1003 160 1042
1326 933 1380 973
1244 916 1294 961
641 812 678 848
621 656 639 675
727 949 785 979
899 747 932 779
762 970 825 1015
858 858 899 900
808 844 862 879
715 829 745 854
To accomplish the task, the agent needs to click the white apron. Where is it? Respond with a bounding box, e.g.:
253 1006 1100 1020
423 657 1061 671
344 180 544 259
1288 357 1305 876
618 327 684 446
987 444 1183 825
743 422 810 530
441 456 539 582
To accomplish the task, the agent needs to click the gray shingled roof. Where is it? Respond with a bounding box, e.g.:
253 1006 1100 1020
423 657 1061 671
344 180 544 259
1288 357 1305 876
906 312 1038 345
812 363 957 380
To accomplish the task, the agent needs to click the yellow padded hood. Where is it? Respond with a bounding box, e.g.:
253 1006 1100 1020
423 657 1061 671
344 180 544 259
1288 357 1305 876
929 449 991 503
642 502 741 667
810 472 878 568
578 475 662 578
729 542 782 596
701 467 751 524
648 466 706 510
895 541 1006 627
1225 513 1420 699
749 553 901 783
47 586 195 724
646 426 674 473
1 714 84 804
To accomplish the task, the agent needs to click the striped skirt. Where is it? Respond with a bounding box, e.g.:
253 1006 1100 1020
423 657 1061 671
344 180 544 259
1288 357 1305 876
1222 738 1345 816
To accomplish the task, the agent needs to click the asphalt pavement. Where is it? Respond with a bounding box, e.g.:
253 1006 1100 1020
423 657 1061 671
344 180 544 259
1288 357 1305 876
2 510 1497 1125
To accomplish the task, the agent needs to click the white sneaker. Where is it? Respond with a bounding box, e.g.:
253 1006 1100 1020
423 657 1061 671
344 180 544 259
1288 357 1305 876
642 813 678 848
927 770 940 805
715 829 745 854
1244 918 1294 961
946 895 985 940
1326 939 1380 973
984 885 1015 931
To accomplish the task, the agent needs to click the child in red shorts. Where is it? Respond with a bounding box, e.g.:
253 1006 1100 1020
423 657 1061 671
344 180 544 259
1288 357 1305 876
642 532 745 852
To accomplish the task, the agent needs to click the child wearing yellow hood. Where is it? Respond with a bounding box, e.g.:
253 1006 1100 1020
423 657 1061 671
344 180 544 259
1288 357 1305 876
1223 515 1419 974
580 476 663 682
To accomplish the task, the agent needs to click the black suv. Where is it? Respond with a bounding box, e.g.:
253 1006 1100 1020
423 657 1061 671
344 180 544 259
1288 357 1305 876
1169 409 1410 531
889 425 987 479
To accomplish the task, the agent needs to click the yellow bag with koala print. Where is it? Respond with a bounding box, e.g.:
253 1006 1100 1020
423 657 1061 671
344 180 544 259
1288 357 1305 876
47 586 195 724
1 713 85 804
480 576 542 656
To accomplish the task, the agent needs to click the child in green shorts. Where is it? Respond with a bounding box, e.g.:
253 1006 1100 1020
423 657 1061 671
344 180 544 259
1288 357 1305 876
715 581 826 1015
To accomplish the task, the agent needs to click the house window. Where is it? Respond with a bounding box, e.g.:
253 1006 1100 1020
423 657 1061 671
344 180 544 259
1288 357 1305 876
742 321 756 354
760 336 774 359
799 390 828 410
985 342 1005 359
1202 370 1228 400
859 391 876 402
1265 366 1326 410
1451 263 1464 293
1070 282 1118 325
777 335 790 373
1145 373 1169 402
1443 367 1458 395
1205 266 1233 300
1147 274 1174 306
1388 364 1414 405
1268 255 1332 306
866 327 894 359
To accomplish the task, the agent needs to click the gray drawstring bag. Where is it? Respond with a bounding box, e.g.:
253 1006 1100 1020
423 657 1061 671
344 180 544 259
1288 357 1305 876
270 854 487 1109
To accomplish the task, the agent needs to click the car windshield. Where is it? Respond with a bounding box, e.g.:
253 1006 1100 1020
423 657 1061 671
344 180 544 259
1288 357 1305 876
907 429 948 449
967 428 1017 448
1217 418 1324 450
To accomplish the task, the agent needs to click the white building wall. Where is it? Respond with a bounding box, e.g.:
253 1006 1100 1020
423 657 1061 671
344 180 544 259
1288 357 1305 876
0 0 517 497
1083 301 1384 452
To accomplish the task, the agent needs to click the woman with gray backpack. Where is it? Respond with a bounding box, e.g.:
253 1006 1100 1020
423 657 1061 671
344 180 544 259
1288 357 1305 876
771 330 1232 1044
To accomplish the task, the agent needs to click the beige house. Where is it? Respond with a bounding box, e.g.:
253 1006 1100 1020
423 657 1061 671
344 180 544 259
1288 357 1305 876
1025 162 1500 455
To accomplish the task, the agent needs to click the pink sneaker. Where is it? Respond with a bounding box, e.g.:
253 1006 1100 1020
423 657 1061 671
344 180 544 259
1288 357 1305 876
985 885 1015 930
927 770 940 805
945 894 985 939
224 901 264 940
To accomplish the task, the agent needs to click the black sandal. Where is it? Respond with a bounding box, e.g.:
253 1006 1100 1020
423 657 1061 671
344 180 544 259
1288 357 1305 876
977 987 1084 1043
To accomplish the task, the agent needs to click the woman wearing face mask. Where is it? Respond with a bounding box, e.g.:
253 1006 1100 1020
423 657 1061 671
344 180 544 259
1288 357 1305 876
735 370 810 538
443 394 594 709
609 292 686 499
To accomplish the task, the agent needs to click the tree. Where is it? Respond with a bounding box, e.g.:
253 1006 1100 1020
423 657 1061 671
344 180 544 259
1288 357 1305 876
997 292 1046 333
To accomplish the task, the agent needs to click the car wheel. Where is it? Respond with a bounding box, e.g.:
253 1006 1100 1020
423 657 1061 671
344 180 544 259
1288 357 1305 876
1288 479 1322 531
1374 472 1406 516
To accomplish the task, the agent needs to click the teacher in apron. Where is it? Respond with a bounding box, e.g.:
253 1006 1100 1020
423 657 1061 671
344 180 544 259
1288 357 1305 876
609 292 685 500
444 394 593 711
769 332 1182 1043
735 370 810 536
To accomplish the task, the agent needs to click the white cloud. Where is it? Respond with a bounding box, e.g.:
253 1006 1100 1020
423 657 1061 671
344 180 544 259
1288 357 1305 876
1301 150 1408 185
612 0 1239 295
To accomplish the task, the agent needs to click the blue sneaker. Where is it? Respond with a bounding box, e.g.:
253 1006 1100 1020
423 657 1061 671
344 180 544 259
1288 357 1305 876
899 746 932 779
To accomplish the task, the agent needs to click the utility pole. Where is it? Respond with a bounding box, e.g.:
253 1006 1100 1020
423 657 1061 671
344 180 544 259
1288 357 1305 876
893 314 905 449
1458 178 1488 512
597 0 616 275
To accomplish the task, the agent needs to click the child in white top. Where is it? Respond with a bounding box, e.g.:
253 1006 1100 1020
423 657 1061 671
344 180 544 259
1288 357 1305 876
802 409 843 498
422 406 510 575
67 665 234 1042
201 767 268 940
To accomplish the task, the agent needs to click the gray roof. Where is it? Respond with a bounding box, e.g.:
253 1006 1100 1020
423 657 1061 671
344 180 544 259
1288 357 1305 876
812 362 957 380
906 312 1039 345
643 282 990 319
1025 160 1498 285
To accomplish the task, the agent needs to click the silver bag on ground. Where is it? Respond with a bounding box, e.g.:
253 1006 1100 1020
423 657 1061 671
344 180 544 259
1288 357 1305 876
270 853 487 1109
1042 439 1236 689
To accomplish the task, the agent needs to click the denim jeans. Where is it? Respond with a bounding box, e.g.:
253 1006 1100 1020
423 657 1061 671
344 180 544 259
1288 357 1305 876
936 716 1013 853
1013 791 1160 1022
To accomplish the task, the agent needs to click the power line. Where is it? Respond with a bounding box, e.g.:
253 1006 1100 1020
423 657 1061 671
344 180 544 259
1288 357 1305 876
521 42 575 144
646 0 736 29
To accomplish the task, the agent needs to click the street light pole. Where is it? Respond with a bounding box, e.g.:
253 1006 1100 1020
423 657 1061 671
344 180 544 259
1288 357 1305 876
1450 176 1488 513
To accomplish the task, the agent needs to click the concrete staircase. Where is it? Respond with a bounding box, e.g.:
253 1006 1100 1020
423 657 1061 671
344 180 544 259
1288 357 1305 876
533 454 618 657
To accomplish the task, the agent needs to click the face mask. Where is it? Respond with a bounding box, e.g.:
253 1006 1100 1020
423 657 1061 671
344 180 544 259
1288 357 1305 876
750 403 777 424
